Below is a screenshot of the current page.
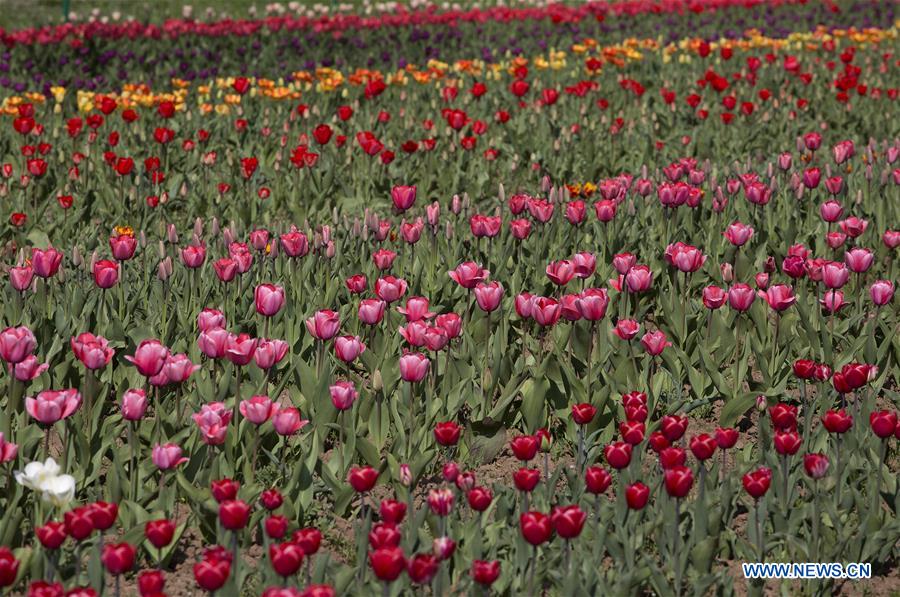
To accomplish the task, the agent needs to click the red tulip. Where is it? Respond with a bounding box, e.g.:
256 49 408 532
660 415 688 442
369 547 406 582
550 505 587 539
265 516 288 540
101 543 135 575
0 548 19 588
448 262 489 289
519 511 553 545
145 519 175 549
742 467 772 499
474 281 504 312
625 482 650 509
870 410 898 438
193 557 231 591
773 430 802 455
803 453 830 479
512 468 541 492
219 500 250 530
89 501 118 531
604 441 632 469
269 541 304 577
379 500 407 524
471 560 501 586
467 487 493 512
714 427 739 449
510 435 539 462
348 466 378 493
137 570 164 596
398 352 429 382
664 466 694 498
36 521 67 550
821 409 853 434
433 421 462 447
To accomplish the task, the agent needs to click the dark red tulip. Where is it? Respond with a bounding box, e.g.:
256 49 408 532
742 467 772 499
145 519 175 549
550 505 587 539
619 420 645 445
604 441 632 470
293 528 322 556
260 488 284 510
210 478 240 503
689 434 717 461
64 506 95 541
88 501 118 531
519 511 553 546
348 466 378 493
0 547 19 588
368 523 402 549
433 421 462 447
219 500 251 530
714 427 739 449
100 543 135 575
659 446 687 470
369 547 406 582
379 500 407 524
467 487 493 512
571 403 597 425
773 430 802 455
509 435 539 462
265 515 289 540
870 410 898 438
36 522 67 550
664 466 694 498
821 409 853 434
471 560 501 586
585 466 612 494
269 541 304 577
406 554 439 584
512 468 541 492
659 415 688 442
803 453 830 479
194 558 231 591
625 482 650 509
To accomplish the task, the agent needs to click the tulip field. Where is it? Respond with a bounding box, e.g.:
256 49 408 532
1 0 900 595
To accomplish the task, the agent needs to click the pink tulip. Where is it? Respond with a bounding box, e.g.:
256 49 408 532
229 243 253 273
870 280 895 306
152 443 188 470
197 309 226 332
225 334 258 366
399 353 430 382
92 260 119 289
109 234 137 261
400 219 424 245
576 288 609 321
702 286 727 310
515 293 534 319
9 265 33 292
819 200 844 223
391 185 417 211
612 253 636 275
424 326 449 351
624 265 653 293
198 327 230 359
329 381 358 411
180 244 207 268
358 300 386 326
510 219 532 240
334 336 366 363
125 339 169 377
838 217 868 238
727 284 756 312
435 313 462 339
249 229 269 251
572 252 596 279
613 319 640 340
280 229 309 258
820 290 848 314
0 326 36 364
193 402 231 445
667 243 706 273
844 248 874 274
121 389 148 421
13 355 48 382
255 284 285 317
254 339 288 369
448 262 489 290
755 273 769 290
474 282 504 313
239 396 277 425
826 232 847 249
71 333 115 370
163 354 200 384
374 276 408 303
26 389 82 425
723 222 754 247
272 407 307 436
532 297 561 327
0 433 17 464
400 321 428 347
306 310 340 340
346 274 368 294
372 249 397 271
213 258 238 282
883 230 900 249
760 285 796 312
546 260 575 286
31 246 63 278
397 297 434 322
565 201 586 226
822 262 850 290
640 331 671 356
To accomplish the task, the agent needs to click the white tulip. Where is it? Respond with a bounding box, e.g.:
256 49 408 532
14 458 61 491
40 474 76 508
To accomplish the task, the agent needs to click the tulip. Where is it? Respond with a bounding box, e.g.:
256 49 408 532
269 542 304 578
9 265 33 292
31 246 63 278
432 537 456 561
664 465 694 498
773 430 802 455
531 297 561 326
120 389 147 421
125 339 169 377
254 339 288 370
358 299 386 326
92 259 119 288
510 435 539 462
255 284 285 317
604 441 632 469
219 499 251 530
26 389 82 425
761 284 796 311
433 421 462 447
211 479 240 503
572 252 596 278
576 289 609 321
391 185 416 211
471 560 501 586
374 276 408 303
152 443 187 470
379 500 407 524
0 548 19 589
329 381 358 411
194 558 231 592
0 433 17 464
145 519 175 549
372 249 397 270
272 407 307 436
334 335 366 364
625 482 650 509
546 260 575 286
181 244 207 268
239 395 276 425
0 325 36 364
640 330 671 356
396 297 434 322
660 415 688 442
260 488 284 511
137 570 165 596
198 327 229 359
101 543 135 575
742 467 772 498
519 511 552 545
369 523 402 549
14 355 48 382
727 283 755 311
512 468 541 493
369 547 406 582
467 487 493 512
348 466 378 493
870 280 895 306
822 261 850 289
64 506 95 541
613 319 639 340
474 281 503 312
584 466 612 494
724 222 754 246
399 352 429 382
407 554 439 585
225 333 258 366
36 521 67 550
305 310 340 340
427 488 454 516
197 309 226 332
448 262 489 289
551 505 586 539
193 402 231 445
803 453 829 479
293 528 322 556
870 410 898 439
